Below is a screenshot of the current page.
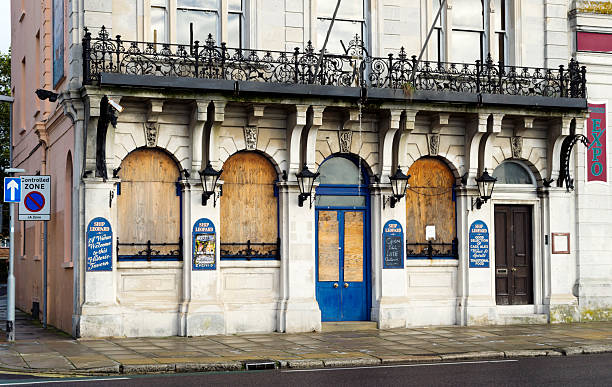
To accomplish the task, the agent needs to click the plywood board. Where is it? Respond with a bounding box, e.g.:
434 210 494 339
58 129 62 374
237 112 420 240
406 158 456 245
318 211 339 282
343 211 364 282
220 152 278 255
117 148 180 247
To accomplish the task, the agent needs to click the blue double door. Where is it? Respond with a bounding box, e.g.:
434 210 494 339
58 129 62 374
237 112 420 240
316 209 370 321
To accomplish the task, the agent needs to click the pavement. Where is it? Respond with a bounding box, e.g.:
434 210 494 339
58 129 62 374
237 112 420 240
1 296 612 376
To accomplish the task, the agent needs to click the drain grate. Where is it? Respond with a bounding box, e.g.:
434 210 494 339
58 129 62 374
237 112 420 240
244 360 278 371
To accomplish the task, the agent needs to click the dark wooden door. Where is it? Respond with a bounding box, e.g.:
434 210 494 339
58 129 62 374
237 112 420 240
494 205 533 305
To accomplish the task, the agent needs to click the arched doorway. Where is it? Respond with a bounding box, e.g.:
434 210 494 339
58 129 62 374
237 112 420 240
315 156 371 321
405 157 457 258
117 148 182 260
220 152 279 259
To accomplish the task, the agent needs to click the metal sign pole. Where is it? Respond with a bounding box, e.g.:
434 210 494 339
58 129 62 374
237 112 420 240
7 200 14 341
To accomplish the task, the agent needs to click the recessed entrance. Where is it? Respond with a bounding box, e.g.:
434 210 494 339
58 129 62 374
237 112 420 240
315 156 371 321
494 205 533 305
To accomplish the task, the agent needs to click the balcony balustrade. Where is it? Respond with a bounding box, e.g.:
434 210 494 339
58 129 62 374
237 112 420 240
82 26 587 103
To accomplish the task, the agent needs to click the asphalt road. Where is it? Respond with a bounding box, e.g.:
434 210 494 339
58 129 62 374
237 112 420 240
1 353 611 386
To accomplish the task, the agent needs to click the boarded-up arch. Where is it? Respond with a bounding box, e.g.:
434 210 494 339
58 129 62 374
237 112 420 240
117 148 181 257
220 152 278 257
406 157 456 256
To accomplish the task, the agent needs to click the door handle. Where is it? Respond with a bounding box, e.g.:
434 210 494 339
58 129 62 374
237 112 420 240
344 283 349 288
511 267 517 272
333 283 339 288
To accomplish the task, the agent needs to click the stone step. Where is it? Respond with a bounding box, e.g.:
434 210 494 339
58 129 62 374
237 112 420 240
322 321 378 332
501 314 548 325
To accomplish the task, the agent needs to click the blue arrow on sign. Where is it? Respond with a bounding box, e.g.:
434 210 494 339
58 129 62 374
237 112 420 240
4 177 21 203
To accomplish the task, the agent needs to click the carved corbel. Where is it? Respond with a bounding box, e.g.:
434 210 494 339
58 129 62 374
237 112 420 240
511 117 534 159
465 113 489 185
243 105 265 151
190 100 208 174
304 105 325 170
337 109 360 153
428 113 449 156
478 113 504 173
34 122 48 148
204 99 227 170
287 104 309 177
378 109 403 181
144 99 163 148
84 94 103 173
547 115 573 182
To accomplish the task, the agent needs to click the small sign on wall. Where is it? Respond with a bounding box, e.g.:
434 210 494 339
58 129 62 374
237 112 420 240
551 233 570 254
469 220 489 268
86 217 113 272
383 220 404 269
192 218 216 270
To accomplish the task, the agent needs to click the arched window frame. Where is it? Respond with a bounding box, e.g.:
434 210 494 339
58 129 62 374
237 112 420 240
492 160 537 188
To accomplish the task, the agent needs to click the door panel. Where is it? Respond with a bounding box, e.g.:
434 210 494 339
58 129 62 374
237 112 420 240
318 211 340 282
495 205 533 305
341 211 366 321
317 211 341 321
343 211 364 283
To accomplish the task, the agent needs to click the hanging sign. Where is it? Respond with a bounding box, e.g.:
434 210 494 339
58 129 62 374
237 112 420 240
192 218 216 270
587 103 607 182
469 220 489 268
383 220 404 269
86 217 113 272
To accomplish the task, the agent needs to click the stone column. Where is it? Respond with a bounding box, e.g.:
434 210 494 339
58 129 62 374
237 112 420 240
78 178 121 337
277 181 321 333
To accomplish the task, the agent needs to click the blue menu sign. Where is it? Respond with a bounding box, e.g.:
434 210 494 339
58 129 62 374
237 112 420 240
86 217 113 272
383 220 404 269
469 220 489 268
193 218 216 270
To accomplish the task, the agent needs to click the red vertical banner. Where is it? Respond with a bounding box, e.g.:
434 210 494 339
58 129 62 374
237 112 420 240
587 103 607 182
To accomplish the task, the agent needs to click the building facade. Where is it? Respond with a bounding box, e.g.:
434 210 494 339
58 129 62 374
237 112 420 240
9 0 611 337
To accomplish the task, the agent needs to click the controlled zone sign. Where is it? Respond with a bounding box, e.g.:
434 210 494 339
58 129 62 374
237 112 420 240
19 175 51 221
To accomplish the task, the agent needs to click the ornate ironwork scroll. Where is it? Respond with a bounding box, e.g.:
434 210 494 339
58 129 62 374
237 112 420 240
117 238 183 261
558 134 589 191
220 239 280 260
82 27 587 100
406 238 458 259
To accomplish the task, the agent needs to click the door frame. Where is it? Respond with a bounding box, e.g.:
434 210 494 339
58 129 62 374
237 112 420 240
314 156 372 322
490 190 544 310
493 204 534 305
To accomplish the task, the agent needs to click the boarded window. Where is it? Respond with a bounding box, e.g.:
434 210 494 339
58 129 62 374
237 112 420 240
220 152 278 258
117 148 181 258
405 158 456 257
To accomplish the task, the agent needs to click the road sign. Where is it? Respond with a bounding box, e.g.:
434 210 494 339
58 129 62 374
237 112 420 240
3 177 21 203
19 175 51 221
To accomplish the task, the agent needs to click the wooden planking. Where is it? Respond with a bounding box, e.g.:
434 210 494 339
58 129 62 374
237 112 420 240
343 211 364 283
117 148 180 247
318 211 339 282
406 157 456 245
220 152 278 253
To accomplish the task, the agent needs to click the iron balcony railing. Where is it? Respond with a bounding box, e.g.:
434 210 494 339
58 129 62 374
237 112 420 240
82 26 587 99
406 238 458 259
220 239 280 260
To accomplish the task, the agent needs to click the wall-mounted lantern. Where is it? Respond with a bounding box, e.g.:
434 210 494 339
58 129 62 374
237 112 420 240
384 167 410 209
296 164 319 208
199 162 222 207
472 168 497 210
